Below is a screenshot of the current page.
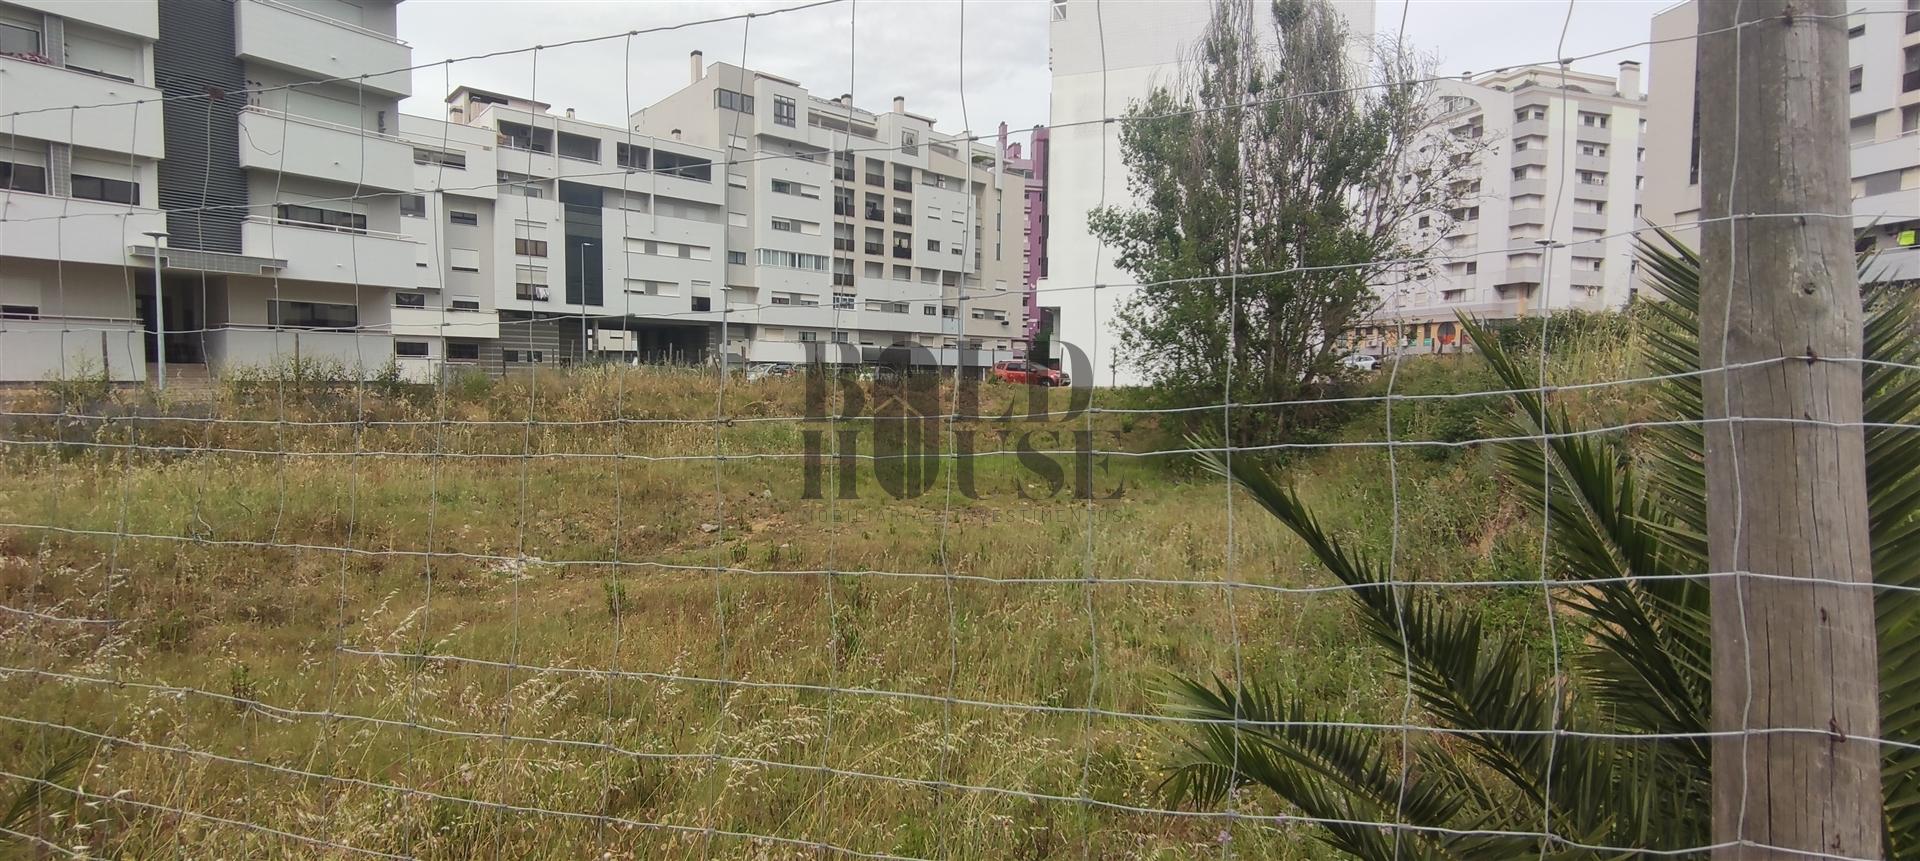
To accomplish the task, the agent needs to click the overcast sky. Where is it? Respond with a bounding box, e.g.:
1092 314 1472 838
396 0 1673 136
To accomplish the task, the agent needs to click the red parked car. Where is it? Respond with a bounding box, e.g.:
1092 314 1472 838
991 361 1062 386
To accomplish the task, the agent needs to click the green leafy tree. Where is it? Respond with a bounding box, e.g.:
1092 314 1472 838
1161 232 1919 858
1089 0 1482 441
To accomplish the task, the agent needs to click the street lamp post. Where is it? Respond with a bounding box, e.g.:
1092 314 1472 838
576 241 595 363
141 230 169 389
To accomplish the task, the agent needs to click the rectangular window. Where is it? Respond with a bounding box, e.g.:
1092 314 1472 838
0 21 41 57
1849 24 1866 38
395 341 429 357
515 238 548 257
447 342 480 361
413 148 466 169
654 150 712 181
1849 66 1864 93
394 292 427 309
276 203 365 232
1 304 41 320
71 174 139 205
715 89 755 113
926 239 941 252
773 95 797 127
450 297 481 311
616 142 649 170
0 161 48 194
449 248 481 271
503 349 519 363
833 294 855 309
725 250 747 265
268 300 358 331
449 210 478 226
400 194 426 218
557 132 600 162
798 330 818 342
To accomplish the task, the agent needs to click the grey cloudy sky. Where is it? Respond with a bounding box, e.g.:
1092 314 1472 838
397 0 1671 137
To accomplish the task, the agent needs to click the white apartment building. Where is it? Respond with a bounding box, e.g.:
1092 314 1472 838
1359 64 1648 356
1642 0 1920 285
630 56 1027 371
1 0 420 383
1042 0 1374 385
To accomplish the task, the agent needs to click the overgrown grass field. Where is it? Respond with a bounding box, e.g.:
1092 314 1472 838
0 326 1642 858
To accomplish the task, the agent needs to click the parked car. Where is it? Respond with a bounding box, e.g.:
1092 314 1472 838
744 362 797 382
1339 353 1380 372
992 360 1062 386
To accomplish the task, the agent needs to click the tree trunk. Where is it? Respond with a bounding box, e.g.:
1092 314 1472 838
1697 1 1882 858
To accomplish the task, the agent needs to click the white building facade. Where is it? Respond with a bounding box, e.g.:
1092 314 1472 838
1041 0 1374 385
1359 64 1648 356
1641 0 1920 286
1 0 421 383
631 57 1028 371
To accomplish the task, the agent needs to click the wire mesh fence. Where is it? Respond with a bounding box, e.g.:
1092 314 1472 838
0 0 1915 858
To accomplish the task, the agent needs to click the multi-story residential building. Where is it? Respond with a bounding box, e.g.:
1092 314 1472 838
1 0 421 383
1001 122 1049 356
1041 0 1374 384
1642 0 1920 286
2 0 166 381
1357 63 1648 357
627 55 1028 372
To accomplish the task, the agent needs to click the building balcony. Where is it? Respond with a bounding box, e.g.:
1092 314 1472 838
237 106 413 191
1511 117 1550 139
1496 267 1543 287
864 242 884 255
833 238 855 251
1509 178 1547 198
865 208 885 222
0 193 166 267
1570 268 1606 288
0 57 164 159
1509 207 1546 226
865 174 885 187
1572 211 1609 231
241 216 420 289
0 316 146 383
893 247 911 259
893 213 912 225
1575 154 1611 173
391 306 500 340
235 0 411 97
1512 148 1548 168
1575 123 1612 143
207 325 397 375
893 179 911 192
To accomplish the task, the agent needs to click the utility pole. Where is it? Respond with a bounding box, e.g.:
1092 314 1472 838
1696 2 1882 858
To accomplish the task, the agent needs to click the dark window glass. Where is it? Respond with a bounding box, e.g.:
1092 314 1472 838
654 150 712 181
394 293 427 308
275 204 365 232
395 341 429 357
450 210 479 225
450 298 481 311
268 300 358 330
773 95 797 127
0 161 47 194
616 142 649 170
71 174 138 204
400 194 426 217
447 342 480 361
515 238 549 257
1 304 40 320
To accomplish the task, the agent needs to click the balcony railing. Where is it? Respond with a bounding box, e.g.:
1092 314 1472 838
834 202 853 216
247 0 409 46
834 238 855 251
832 273 855 287
1907 11 1919 34
1905 69 1920 94
893 179 911 192
893 213 912 225
865 207 884 222
893 247 911 259
865 174 885 187
834 167 855 181
864 242 884 255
